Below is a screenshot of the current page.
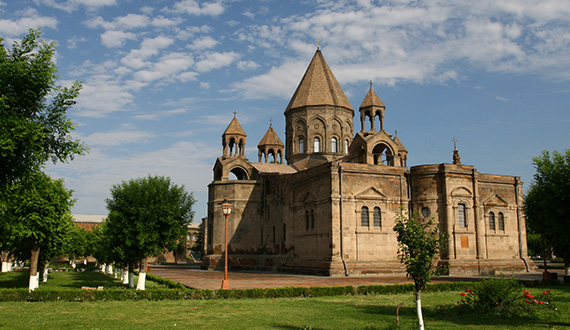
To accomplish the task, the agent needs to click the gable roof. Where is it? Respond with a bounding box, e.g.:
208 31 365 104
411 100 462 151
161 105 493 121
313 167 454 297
251 162 298 174
285 49 352 113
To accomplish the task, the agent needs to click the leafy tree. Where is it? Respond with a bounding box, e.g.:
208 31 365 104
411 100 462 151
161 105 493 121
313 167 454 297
4 171 75 291
525 150 570 276
394 210 446 330
0 29 85 272
105 175 196 290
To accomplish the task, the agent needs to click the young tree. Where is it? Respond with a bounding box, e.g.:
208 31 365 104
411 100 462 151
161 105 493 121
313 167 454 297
5 171 75 291
0 29 86 270
525 150 570 276
105 175 196 290
393 210 446 330
0 29 86 187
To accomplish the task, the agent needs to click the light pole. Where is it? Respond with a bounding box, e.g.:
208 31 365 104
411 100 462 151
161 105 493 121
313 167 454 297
221 201 232 289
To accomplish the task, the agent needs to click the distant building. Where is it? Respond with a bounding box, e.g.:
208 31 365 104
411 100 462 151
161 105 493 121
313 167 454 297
202 49 533 276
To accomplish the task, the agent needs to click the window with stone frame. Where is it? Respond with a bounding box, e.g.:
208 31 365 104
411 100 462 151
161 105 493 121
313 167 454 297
373 206 382 228
299 137 305 153
310 209 315 229
458 203 467 228
283 223 286 242
489 211 496 230
498 212 505 231
314 137 321 152
361 206 369 227
331 137 338 153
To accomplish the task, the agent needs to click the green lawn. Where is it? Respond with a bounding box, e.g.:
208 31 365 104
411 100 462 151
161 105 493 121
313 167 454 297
0 269 166 289
1 270 569 329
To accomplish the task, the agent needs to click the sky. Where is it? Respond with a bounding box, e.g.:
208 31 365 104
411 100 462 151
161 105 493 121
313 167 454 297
2 0 569 221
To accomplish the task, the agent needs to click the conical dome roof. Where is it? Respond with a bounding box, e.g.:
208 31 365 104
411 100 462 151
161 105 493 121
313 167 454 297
360 86 385 109
285 49 352 113
223 116 246 137
258 124 284 147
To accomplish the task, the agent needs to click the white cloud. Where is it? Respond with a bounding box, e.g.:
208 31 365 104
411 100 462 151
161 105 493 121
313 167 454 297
0 8 57 37
237 60 260 71
75 76 135 117
195 51 240 72
133 52 194 82
100 30 137 48
173 0 225 16
189 35 218 50
121 36 174 69
84 129 155 147
39 0 117 13
86 13 150 30
133 108 187 121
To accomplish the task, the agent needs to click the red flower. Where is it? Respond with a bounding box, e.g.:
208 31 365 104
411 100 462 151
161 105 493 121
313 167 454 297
539 301 544 305
460 292 466 296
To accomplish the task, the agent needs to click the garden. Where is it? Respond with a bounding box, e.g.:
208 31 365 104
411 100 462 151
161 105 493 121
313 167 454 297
1 266 569 329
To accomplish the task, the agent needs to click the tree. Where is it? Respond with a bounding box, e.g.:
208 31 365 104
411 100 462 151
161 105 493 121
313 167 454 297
105 175 196 290
4 171 75 291
0 29 86 273
393 210 446 330
525 150 570 276
0 29 86 187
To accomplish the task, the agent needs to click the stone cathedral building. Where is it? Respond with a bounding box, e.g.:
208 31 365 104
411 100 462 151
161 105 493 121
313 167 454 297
202 49 532 276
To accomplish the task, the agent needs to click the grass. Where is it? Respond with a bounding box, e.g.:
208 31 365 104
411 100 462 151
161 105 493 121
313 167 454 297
0 268 167 289
1 270 569 329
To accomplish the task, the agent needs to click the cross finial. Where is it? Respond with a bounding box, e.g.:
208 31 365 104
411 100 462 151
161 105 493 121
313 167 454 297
269 117 273 126
394 129 398 137
369 80 373 90
452 137 458 150
233 111 237 118
315 40 321 50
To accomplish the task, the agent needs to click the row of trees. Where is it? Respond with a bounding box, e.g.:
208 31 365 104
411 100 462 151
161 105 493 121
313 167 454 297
0 29 86 291
93 175 196 290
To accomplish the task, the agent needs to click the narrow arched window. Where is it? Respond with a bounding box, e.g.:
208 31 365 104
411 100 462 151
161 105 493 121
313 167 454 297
314 137 321 152
345 139 349 154
283 224 286 242
373 207 382 228
299 137 305 153
489 212 496 231
361 206 369 227
458 203 466 228
310 209 315 229
498 212 505 231
331 137 338 153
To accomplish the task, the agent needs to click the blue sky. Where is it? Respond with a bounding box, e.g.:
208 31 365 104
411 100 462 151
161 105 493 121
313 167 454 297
2 0 569 220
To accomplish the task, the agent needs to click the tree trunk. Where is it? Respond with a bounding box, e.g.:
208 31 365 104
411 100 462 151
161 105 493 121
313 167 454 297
42 263 49 282
136 256 148 290
128 262 135 288
1 251 12 272
122 265 129 285
29 244 40 292
416 290 424 330
565 258 570 276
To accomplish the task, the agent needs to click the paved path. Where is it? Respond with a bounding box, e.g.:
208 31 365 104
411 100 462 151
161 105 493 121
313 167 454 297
148 264 557 290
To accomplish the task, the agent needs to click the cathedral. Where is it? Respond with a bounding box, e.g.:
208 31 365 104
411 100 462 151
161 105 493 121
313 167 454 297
201 49 532 276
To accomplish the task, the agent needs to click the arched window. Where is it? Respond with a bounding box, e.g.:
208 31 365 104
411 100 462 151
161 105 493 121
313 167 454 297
345 139 349 154
361 206 369 227
489 212 496 231
498 212 505 231
313 137 321 152
310 209 315 229
283 224 286 242
299 137 305 153
458 203 466 228
373 207 382 228
331 137 338 153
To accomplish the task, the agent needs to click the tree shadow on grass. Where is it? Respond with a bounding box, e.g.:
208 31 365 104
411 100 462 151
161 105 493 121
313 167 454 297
59 271 125 289
0 271 28 288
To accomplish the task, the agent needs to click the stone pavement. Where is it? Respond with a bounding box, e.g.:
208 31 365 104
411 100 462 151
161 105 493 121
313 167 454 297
147 264 556 290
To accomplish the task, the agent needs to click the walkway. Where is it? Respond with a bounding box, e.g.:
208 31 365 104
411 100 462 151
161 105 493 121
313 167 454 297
147 265 556 290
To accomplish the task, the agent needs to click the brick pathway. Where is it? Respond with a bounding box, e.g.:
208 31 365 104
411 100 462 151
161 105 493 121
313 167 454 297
147 264 552 290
